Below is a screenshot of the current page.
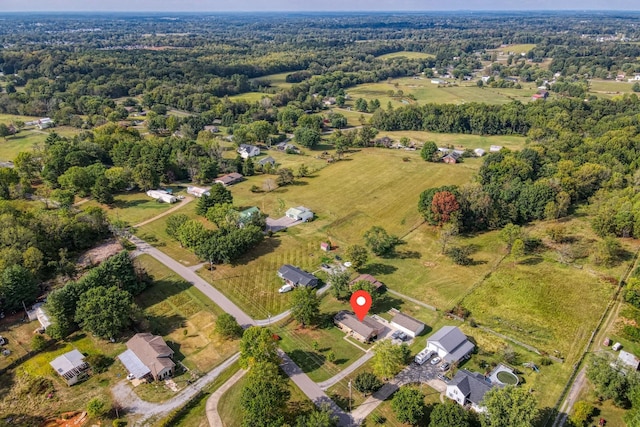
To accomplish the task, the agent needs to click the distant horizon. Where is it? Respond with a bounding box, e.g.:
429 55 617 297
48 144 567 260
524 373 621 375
1 9 639 14
3 0 639 13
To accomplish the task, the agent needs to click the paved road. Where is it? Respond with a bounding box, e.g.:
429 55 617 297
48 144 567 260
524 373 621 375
206 369 247 427
130 236 255 328
279 350 353 427
112 353 240 426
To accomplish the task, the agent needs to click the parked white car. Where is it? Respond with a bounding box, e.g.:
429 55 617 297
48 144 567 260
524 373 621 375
279 284 295 293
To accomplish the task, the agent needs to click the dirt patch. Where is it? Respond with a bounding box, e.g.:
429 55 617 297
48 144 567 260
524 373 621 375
42 411 87 427
76 239 123 269
423 262 437 268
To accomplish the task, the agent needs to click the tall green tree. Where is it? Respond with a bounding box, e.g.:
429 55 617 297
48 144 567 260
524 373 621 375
329 269 351 300
294 126 321 148
391 387 426 425
0 265 39 312
295 404 338 427
421 141 439 162
373 340 409 380
290 286 320 327
75 286 135 339
241 361 290 427
429 401 474 427
364 226 399 256
239 326 280 369
481 386 538 427
165 214 189 238
215 313 243 339
344 244 368 270
195 184 233 216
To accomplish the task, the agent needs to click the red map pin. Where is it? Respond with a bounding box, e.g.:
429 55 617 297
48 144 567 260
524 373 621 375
350 290 372 321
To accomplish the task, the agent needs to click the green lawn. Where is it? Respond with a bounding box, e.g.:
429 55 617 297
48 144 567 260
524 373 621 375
218 374 314 427
228 92 270 103
377 51 435 60
589 79 637 99
379 130 526 151
82 191 180 226
135 255 238 374
250 71 299 89
345 77 539 106
0 130 46 162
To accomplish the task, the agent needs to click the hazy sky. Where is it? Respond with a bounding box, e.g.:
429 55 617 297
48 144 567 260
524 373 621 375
3 0 639 12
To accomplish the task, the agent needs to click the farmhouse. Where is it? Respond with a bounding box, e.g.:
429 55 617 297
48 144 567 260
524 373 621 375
187 186 210 198
390 311 426 338
36 118 54 129
334 311 385 343
349 274 385 291
238 144 261 159
446 369 496 412
50 349 90 386
118 333 175 381
239 206 260 225
285 206 314 222
277 264 318 288
215 172 244 186
618 350 640 370
426 326 475 363
146 190 177 203
258 156 276 167
442 152 461 164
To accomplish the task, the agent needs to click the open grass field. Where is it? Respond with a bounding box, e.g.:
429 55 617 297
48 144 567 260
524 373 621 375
0 130 45 162
218 374 314 427
345 77 539 106
380 130 526 151
135 255 238 373
250 71 298 89
376 51 435 60
490 44 537 54
589 79 637 99
228 92 270 103
82 191 181 226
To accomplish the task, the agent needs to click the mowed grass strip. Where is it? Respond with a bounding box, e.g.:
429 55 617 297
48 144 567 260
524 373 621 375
461 259 614 359
135 255 238 372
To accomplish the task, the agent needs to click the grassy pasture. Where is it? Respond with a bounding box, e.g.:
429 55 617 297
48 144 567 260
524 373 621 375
589 79 637 99
345 77 539 106
489 44 537 54
250 71 298 89
376 51 435 60
228 92 270 103
378 130 526 151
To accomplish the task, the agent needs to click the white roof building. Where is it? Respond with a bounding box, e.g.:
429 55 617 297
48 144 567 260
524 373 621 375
50 349 89 385
489 145 503 153
474 148 486 157
146 190 177 204
427 326 475 364
187 186 210 198
285 206 314 222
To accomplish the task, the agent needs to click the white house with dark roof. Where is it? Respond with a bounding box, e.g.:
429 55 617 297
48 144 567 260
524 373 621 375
50 349 89 385
426 326 475 363
446 369 496 412
237 144 260 159
285 206 313 222
390 312 426 338
277 264 318 288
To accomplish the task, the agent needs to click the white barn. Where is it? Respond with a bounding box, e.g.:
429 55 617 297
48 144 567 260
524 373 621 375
187 186 210 198
146 190 177 204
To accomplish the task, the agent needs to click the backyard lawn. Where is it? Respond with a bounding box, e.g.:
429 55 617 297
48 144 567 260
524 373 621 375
82 191 181 227
134 255 238 374
376 51 435 60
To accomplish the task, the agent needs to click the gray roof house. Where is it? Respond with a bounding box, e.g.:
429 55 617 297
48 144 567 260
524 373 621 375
426 326 475 363
118 333 175 381
446 369 496 412
215 172 244 186
277 264 318 288
390 312 426 338
258 156 276 167
50 349 90 385
619 350 640 371
238 144 261 159
334 311 385 343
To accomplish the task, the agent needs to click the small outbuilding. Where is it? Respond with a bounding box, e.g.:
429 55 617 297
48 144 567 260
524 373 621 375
258 156 276 167
285 206 314 222
50 349 90 386
146 190 177 204
187 186 210 198
489 145 503 153
349 274 385 291
390 312 426 338
320 242 331 252
619 350 640 371
239 207 260 225
474 148 486 157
